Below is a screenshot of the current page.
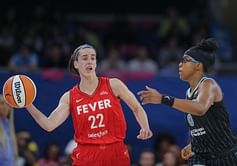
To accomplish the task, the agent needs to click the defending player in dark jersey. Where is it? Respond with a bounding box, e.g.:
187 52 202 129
138 38 237 166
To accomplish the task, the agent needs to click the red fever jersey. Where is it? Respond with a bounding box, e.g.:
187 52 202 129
69 77 127 144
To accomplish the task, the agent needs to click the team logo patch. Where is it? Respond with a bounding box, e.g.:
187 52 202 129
187 114 194 127
100 91 108 95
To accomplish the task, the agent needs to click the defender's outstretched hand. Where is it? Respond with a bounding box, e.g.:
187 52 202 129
137 86 162 105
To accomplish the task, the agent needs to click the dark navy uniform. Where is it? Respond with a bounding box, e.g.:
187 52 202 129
185 77 237 166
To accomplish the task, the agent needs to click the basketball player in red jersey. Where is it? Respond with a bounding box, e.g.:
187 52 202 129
25 44 153 166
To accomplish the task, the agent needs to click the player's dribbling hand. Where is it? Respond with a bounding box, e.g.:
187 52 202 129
137 128 153 140
181 144 194 160
137 86 161 105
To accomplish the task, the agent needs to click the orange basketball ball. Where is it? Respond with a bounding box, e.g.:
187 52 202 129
2 75 37 108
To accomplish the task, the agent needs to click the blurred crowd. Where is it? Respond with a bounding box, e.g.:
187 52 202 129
0 4 236 77
14 130 189 166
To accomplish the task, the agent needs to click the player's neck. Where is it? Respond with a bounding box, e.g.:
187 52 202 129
79 76 99 94
189 73 206 91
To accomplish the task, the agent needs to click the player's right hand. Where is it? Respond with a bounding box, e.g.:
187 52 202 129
181 144 194 160
137 86 162 105
137 128 153 140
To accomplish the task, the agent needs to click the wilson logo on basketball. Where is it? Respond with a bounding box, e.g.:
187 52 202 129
3 75 37 108
14 81 22 103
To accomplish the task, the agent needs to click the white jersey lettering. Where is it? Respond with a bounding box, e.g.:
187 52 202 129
76 99 112 115
98 100 104 109
191 127 207 137
88 103 96 111
104 99 111 108
82 104 89 113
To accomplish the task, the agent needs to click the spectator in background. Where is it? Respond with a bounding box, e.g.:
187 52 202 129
158 56 179 77
41 44 67 69
153 133 176 163
156 144 187 166
8 45 39 73
98 47 126 71
38 142 64 166
157 36 183 77
158 7 190 45
128 46 158 72
208 0 228 24
16 130 39 166
22 148 39 166
16 130 32 158
73 26 104 60
157 36 183 69
0 27 15 67
137 149 156 166
0 94 18 166
168 144 186 166
156 150 179 166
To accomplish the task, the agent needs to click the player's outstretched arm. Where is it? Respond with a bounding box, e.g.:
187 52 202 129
138 79 217 116
109 78 153 140
25 91 70 132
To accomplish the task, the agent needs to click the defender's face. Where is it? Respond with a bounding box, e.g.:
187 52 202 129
178 55 199 81
73 48 97 76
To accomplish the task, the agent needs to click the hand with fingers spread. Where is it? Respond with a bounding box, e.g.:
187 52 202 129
181 144 194 160
137 128 153 140
137 86 162 105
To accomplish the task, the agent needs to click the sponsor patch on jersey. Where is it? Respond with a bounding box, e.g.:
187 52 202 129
187 114 194 127
100 91 108 95
190 127 206 137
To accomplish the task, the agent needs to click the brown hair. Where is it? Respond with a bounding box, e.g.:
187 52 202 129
68 44 95 76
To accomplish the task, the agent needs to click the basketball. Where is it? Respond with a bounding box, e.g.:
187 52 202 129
2 75 37 108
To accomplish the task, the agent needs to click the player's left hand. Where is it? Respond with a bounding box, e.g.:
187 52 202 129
181 144 194 160
137 128 153 140
137 86 162 105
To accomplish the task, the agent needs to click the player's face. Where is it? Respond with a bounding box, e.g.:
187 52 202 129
0 96 11 118
178 55 199 81
74 48 97 76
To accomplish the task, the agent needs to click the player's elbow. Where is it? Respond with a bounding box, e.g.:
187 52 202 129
43 125 55 132
45 127 54 132
46 128 52 132
195 107 208 116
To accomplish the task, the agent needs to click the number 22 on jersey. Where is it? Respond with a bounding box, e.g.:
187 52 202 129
88 113 105 129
